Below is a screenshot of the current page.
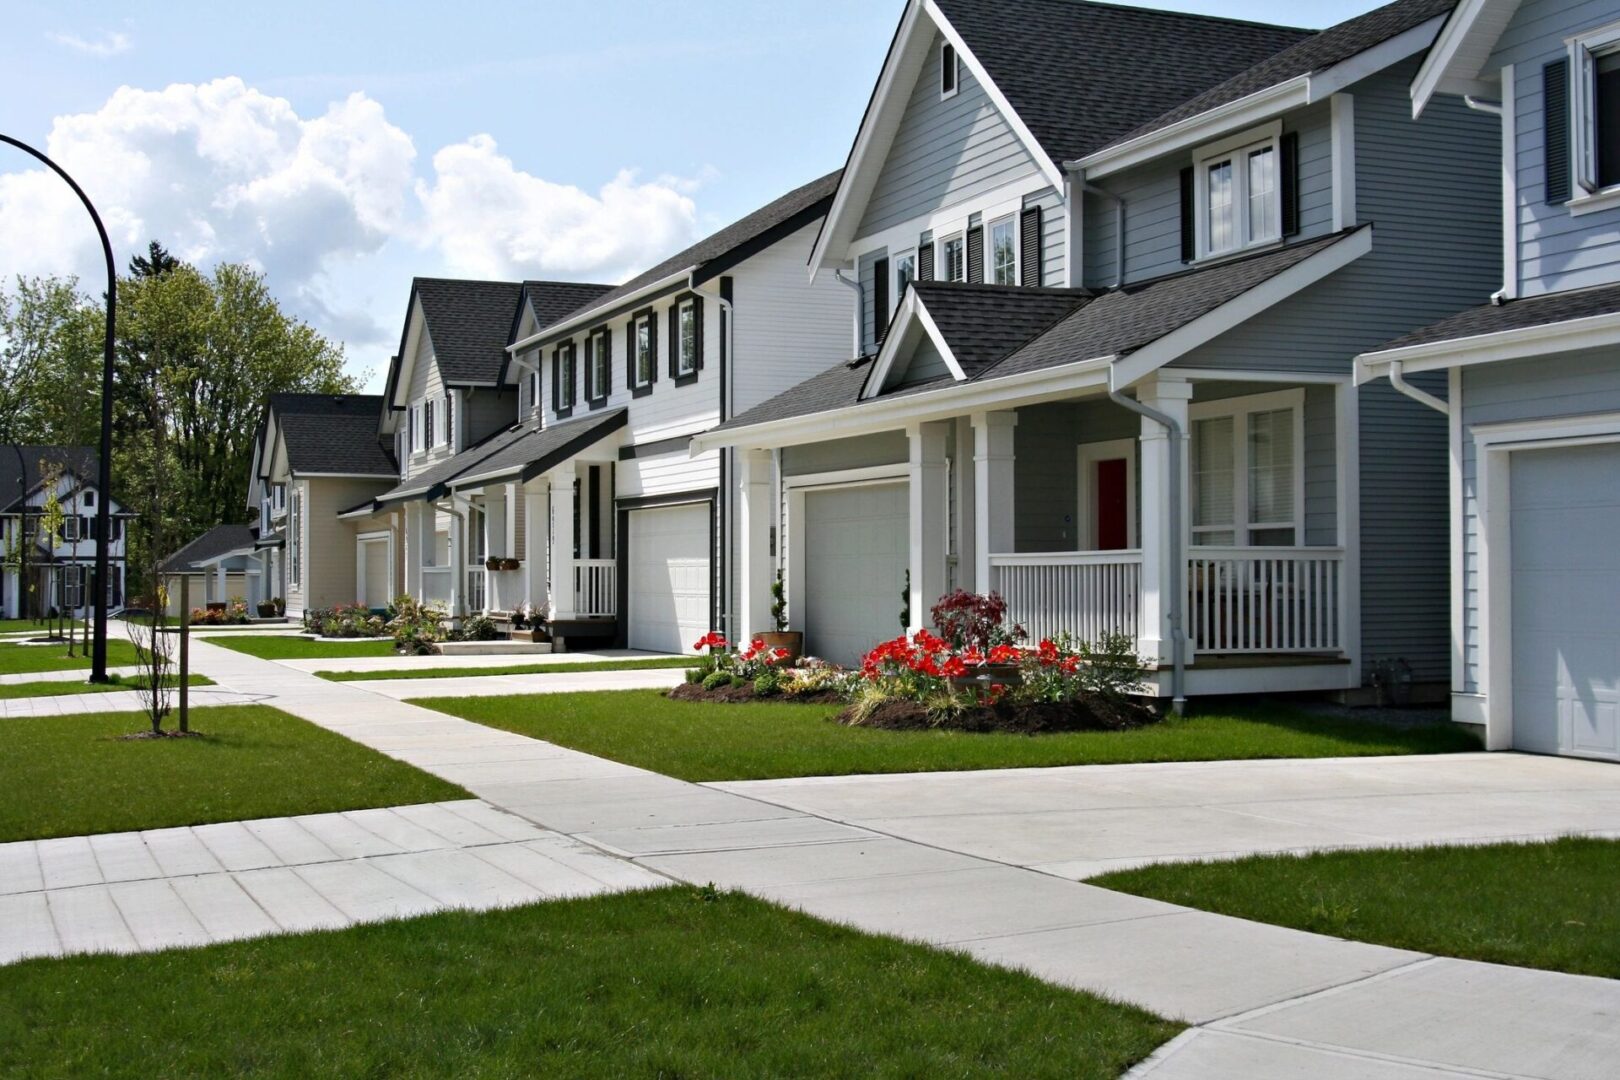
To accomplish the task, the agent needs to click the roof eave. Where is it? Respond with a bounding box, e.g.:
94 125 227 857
1355 309 1620 383
1410 0 1515 118
506 271 695 355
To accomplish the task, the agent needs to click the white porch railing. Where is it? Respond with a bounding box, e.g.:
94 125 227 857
420 566 452 607
990 551 1141 645
465 568 487 615
573 559 617 617
1187 547 1343 653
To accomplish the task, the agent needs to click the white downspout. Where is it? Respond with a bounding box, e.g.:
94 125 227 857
1107 365 1187 714
834 269 865 358
1067 165 1125 288
1463 94 1513 305
1387 360 1450 416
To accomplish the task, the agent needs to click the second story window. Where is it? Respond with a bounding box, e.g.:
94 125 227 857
674 296 702 379
989 216 1017 285
940 42 958 99
555 342 577 414
1195 127 1282 259
1568 25 1620 197
443 394 453 448
585 329 611 402
894 250 916 303
942 234 966 282
423 399 435 450
631 311 657 393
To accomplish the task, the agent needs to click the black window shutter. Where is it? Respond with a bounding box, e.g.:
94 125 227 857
625 323 636 389
551 349 559 408
1544 58 1571 204
873 257 891 344
1280 131 1300 235
693 297 705 370
1019 207 1042 286
600 331 612 399
917 242 934 281
647 313 658 384
666 306 678 379
1179 167 1196 262
966 226 984 284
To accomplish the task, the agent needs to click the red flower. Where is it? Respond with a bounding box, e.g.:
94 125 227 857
693 631 728 651
988 644 1020 665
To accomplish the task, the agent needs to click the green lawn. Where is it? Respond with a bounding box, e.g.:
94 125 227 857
1090 838 1620 979
0 639 142 675
321 655 700 681
0 618 82 635
410 691 1481 782
0 887 1176 1078
0 705 465 842
0 673 213 700
210 635 398 660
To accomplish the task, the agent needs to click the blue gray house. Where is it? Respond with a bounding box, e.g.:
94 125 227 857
1357 0 1620 760
695 0 1503 707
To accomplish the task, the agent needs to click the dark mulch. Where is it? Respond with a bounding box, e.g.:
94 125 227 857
846 695 1157 734
667 683 845 706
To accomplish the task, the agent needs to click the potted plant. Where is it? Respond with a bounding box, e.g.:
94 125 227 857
256 599 278 618
484 556 502 571
499 556 520 572
931 590 1025 683
758 570 803 663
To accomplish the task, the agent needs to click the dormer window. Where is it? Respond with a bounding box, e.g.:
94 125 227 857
940 42 958 99
1193 125 1283 260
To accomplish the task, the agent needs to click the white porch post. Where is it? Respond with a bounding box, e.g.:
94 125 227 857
1136 376 1192 664
215 563 227 605
404 503 423 597
524 478 550 612
549 463 577 621
908 421 951 634
954 416 976 593
971 411 1017 596
446 503 462 616
736 447 774 642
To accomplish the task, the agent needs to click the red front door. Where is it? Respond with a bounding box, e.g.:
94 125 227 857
1095 458 1128 550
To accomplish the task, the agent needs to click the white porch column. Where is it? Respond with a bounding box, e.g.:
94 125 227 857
446 504 462 616
736 447 774 642
549 463 578 621
954 416 976 593
1136 376 1192 664
908 421 951 634
215 563 227 605
971 411 1017 595
523 478 550 612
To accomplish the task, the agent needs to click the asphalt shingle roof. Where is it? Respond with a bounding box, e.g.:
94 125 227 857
447 410 629 489
1366 281 1620 354
161 523 255 574
270 394 396 477
0 445 98 513
936 0 1311 165
414 278 525 385
716 228 1363 432
907 282 1093 379
1100 0 1455 153
522 281 616 329
546 170 843 332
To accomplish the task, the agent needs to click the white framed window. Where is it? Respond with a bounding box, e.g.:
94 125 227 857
586 329 610 400
941 233 966 282
557 342 578 411
633 314 655 388
1194 124 1282 260
61 516 78 542
288 489 302 587
423 399 435 450
940 42 958 99
60 566 83 610
442 393 453 448
677 300 699 376
410 404 424 454
988 215 1017 285
531 368 542 414
1571 21 1620 196
892 249 916 313
1189 389 1304 548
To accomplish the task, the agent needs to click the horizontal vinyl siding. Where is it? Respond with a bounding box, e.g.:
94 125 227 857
1458 348 1620 693
729 220 852 416
899 335 953 385
465 388 516 447
1024 186 1066 287
782 431 908 476
403 338 451 480
304 477 396 612
1491 0 1620 296
859 248 886 356
858 29 1043 237
1014 400 1137 552
616 449 719 501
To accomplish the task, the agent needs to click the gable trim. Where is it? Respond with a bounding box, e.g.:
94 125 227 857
1411 0 1518 117
860 290 967 399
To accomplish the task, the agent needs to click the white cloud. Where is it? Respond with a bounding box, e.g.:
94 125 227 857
47 31 133 58
415 134 700 283
0 78 707 385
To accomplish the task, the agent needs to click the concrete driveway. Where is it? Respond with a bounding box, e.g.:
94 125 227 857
711 751 1620 880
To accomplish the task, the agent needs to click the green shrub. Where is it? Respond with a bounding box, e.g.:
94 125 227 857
388 595 446 655
701 670 731 692
753 670 782 697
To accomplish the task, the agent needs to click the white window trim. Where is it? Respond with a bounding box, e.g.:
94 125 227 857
1193 120 1284 262
1076 438 1138 550
1568 19 1620 207
676 301 699 376
987 214 1019 286
939 231 966 282
559 342 578 410
890 249 917 320
1188 388 1306 547
287 489 302 588
940 41 959 100
587 330 610 400
633 314 655 388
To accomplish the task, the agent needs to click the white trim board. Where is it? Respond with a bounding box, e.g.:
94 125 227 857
1076 438 1138 550
1410 0 1517 117
1356 310 1620 381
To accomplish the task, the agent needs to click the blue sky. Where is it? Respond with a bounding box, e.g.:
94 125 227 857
0 0 1388 388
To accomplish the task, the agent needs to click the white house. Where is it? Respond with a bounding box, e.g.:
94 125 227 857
1 445 129 619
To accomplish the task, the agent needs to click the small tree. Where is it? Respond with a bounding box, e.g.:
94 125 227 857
770 570 788 633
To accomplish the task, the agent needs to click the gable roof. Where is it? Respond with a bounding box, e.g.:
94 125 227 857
446 409 629 490
1411 0 1520 116
711 226 1369 437
269 394 397 478
515 170 842 349
936 0 1312 166
1095 0 1456 155
160 523 255 574
904 282 1093 379
412 278 525 386
0 445 99 513
521 280 616 329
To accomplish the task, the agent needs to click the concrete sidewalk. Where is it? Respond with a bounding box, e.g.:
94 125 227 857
276 648 685 675
27 633 1619 1079
359 667 690 700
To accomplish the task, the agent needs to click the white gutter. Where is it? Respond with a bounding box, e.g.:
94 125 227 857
1387 359 1451 416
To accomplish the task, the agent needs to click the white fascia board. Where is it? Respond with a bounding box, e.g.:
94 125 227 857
1410 0 1516 117
390 297 425 411
292 472 397 480
505 269 695 353
691 355 1116 455
923 0 1063 192
335 503 380 521
1355 310 1620 382
1307 15 1448 101
859 292 967 400
809 1 931 281
1073 80 1308 180
1112 225 1374 388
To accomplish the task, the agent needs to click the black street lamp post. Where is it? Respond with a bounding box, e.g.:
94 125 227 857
1 133 117 682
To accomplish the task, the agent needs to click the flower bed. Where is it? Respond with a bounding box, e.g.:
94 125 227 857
676 634 848 703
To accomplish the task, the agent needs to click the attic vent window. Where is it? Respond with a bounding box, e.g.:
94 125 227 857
941 42 958 99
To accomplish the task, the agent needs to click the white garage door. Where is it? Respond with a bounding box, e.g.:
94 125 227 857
1510 442 1620 761
803 482 909 667
627 503 711 654
360 539 390 608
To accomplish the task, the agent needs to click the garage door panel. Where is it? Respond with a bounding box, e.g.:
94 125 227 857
628 504 710 655
1509 442 1620 762
804 483 908 668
